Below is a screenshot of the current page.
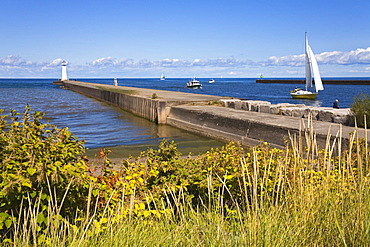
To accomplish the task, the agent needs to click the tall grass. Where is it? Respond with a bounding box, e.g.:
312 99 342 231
5 120 370 246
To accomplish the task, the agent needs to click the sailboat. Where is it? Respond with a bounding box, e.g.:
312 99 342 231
290 33 324 99
160 73 165 80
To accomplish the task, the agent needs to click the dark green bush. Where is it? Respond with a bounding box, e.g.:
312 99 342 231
134 141 285 211
0 105 93 239
350 93 370 128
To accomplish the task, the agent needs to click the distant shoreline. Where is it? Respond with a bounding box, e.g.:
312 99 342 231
256 79 370 85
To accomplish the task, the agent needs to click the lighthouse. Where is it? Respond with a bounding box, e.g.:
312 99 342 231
61 61 68 81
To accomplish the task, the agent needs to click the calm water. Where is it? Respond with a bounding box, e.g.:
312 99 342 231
1 78 369 154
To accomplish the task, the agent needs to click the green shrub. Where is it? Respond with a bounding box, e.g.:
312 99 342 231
350 93 370 128
0 105 93 239
128 141 286 212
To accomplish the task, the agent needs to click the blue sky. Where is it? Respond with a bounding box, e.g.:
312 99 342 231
1 0 370 78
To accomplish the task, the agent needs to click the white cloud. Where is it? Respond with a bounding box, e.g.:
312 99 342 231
116 58 135 67
317 47 370 65
262 54 304 66
91 57 116 66
261 47 370 66
155 58 190 67
192 57 254 67
1 47 370 77
88 56 252 69
48 58 65 66
0 55 33 67
41 58 65 71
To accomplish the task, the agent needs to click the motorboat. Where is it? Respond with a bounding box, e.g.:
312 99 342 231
208 79 215 83
187 76 202 88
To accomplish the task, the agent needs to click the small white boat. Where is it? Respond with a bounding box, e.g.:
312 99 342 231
290 32 324 99
160 73 165 80
208 79 215 83
187 76 202 88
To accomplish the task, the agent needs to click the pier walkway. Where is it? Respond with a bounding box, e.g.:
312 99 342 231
62 80 369 150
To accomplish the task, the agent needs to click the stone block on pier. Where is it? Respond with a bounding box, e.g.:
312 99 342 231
245 100 271 112
259 104 273 113
278 105 309 117
220 99 241 109
316 108 351 124
234 100 247 110
316 108 336 122
333 116 349 125
270 103 301 114
239 100 249 110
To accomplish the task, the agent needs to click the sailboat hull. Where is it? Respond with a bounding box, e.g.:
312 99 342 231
290 91 317 99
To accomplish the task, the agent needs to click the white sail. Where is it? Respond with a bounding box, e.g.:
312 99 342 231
307 45 323 92
305 33 323 92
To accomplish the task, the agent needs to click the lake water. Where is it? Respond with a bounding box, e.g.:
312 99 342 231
1 78 369 156
80 77 370 108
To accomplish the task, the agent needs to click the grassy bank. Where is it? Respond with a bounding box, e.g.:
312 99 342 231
1 107 369 246
9 136 370 245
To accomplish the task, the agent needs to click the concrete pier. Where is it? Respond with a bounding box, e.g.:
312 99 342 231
62 80 369 150
63 80 224 124
167 105 360 149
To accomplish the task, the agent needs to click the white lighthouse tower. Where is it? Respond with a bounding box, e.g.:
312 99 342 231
61 61 68 81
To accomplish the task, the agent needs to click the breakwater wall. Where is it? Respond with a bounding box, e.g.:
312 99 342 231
63 81 168 124
63 80 223 124
167 105 290 148
256 79 370 85
166 105 347 149
61 80 369 150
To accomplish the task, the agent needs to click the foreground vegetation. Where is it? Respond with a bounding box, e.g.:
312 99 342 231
0 106 369 246
351 93 370 128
